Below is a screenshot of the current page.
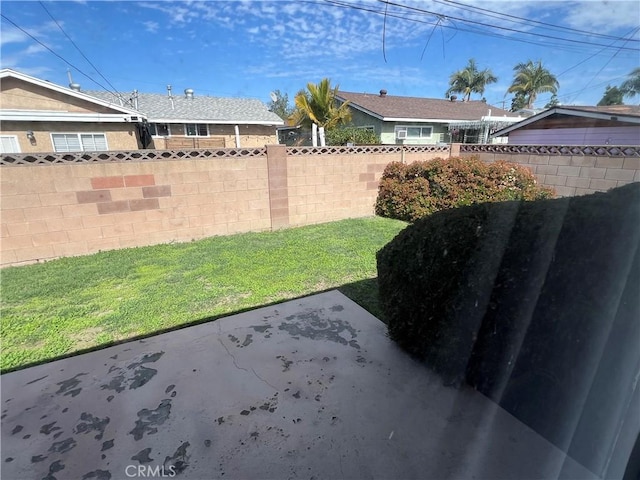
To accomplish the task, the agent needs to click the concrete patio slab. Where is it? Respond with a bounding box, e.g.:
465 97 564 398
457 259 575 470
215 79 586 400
1 290 596 480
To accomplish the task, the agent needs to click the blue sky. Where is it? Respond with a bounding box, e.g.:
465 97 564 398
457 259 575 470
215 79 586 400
1 0 639 110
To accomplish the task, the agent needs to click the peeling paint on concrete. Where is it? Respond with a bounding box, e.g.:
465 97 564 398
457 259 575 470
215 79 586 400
129 400 172 441
163 442 190 475
55 373 87 397
131 447 154 464
74 412 109 440
279 311 360 349
48 437 76 454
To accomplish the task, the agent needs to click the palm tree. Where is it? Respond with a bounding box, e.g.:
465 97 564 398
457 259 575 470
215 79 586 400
620 67 640 99
445 59 498 102
506 60 559 109
291 78 351 129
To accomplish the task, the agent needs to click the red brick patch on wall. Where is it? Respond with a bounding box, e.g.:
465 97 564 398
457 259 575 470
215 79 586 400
91 176 125 189
76 190 112 203
97 201 130 214
124 175 155 187
142 185 171 198
130 198 160 211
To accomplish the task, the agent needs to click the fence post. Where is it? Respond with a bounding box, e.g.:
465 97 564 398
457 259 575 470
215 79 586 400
266 144 290 230
450 143 461 158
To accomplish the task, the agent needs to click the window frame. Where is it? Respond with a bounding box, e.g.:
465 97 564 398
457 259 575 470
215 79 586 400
185 123 209 137
148 123 170 137
395 125 433 139
0 135 21 154
50 133 109 152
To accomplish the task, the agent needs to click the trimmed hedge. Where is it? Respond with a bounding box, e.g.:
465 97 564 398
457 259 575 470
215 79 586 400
375 156 554 222
326 126 380 146
376 183 640 475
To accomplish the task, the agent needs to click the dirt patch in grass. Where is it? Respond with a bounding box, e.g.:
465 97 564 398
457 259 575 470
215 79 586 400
69 327 105 350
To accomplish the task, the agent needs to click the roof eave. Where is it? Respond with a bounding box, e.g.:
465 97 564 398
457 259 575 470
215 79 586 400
0 110 144 123
0 69 141 116
150 118 284 126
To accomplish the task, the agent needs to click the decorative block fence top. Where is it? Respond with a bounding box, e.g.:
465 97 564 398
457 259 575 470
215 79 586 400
0 145 451 166
460 144 640 157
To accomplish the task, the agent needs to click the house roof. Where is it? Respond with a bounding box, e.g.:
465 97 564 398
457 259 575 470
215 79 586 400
492 105 640 137
0 69 142 119
85 90 284 126
336 90 517 123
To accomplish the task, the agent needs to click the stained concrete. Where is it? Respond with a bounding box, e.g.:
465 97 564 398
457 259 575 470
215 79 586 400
1 290 597 480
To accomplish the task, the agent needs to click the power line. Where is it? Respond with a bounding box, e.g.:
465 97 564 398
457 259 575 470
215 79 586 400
561 27 640 104
315 0 638 57
377 0 640 52
0 13 120 96
435 0 640 44
38 1 124 100
557 27 640 78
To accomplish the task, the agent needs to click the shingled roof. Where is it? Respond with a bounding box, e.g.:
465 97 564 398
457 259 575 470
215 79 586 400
85 90 284 125
337 91 517 122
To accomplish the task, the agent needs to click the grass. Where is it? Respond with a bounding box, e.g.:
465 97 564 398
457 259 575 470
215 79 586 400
0 217 407 372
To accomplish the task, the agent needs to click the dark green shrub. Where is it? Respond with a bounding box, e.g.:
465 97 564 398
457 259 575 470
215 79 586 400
326 126 380 146
375 156 554 222
377 183 640 472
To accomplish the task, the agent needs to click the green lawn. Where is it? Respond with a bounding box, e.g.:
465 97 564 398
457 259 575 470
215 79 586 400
1 217 406 372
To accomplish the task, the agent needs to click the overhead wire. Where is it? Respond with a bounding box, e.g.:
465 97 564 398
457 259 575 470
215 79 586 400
316 0 637 57
376 0 640 52
0 13 121 96
37 1 125 101
434 0 640 43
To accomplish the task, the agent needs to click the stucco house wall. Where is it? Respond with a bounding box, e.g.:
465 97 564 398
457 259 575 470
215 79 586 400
1 77 118 114
1 121 140 153
151 124 278 149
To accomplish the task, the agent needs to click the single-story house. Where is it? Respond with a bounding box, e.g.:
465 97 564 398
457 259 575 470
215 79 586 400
335 90 523 145
86 87 284 149
0 69 145 154
491 105 640 145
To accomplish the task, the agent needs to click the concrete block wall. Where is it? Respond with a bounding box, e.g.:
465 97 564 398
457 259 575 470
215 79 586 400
1 156 272 266
0 145 450 267
460 148 640 197
4 143 636 267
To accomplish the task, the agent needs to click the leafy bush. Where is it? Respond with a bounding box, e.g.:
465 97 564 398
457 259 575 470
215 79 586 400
326 126 380 146
375 156 554 222
377 183 640 458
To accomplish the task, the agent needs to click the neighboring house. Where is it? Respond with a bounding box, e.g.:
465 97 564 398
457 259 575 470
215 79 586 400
336 90 522 145
86 87 284 149
492 105 640 145
0 69 145 154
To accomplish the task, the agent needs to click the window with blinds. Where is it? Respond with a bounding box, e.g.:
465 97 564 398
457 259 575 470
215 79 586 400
0 136 20 153
51 133 108 152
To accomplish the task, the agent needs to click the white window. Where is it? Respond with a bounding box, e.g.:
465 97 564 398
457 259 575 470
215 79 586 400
51 133 108 152
357 125 375 132
149 123 170 136
397 126 433 138
185 123 208 137
0 135 20 153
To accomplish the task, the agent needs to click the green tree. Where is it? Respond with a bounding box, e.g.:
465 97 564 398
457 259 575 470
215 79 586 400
620 67 640 99
510 91 527 112
291 78 352 129
544 94 560 108
506 60 559 109
597 85 625 106
445 58 498 102
268 89 293 121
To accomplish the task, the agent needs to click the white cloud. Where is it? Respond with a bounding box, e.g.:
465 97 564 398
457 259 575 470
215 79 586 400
563 0 640 33
143 21 159 33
